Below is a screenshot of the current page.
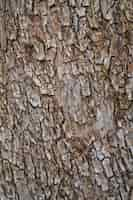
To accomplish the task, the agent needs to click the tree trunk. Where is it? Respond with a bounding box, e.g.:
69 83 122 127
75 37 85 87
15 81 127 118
0 0 133 199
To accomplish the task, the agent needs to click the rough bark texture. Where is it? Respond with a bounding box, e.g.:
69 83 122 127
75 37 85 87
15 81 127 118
0 0 133 199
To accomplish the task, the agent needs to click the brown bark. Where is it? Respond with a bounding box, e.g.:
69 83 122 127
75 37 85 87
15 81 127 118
0 0 133 199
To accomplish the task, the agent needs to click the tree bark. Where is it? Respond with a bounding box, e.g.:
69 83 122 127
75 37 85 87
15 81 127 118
0 0 133 199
